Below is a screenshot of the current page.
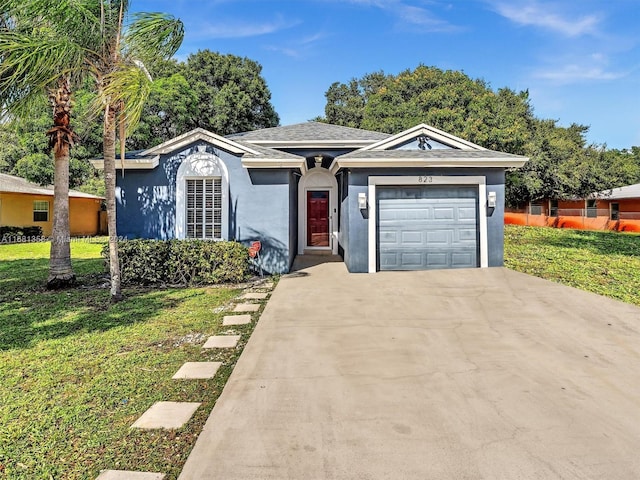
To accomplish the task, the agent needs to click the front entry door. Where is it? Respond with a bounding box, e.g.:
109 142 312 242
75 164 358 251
307 190 330 247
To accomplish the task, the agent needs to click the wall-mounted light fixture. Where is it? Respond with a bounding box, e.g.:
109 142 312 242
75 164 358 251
487 191 497 208
358 192 367 209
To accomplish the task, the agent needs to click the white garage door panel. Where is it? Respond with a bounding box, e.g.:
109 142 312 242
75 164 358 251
377 186 479 271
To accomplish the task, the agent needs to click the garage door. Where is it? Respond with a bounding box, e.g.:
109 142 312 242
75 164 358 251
377 185 479 271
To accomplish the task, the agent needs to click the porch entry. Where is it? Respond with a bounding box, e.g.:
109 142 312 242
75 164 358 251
307 190 330 247
297 167 339 255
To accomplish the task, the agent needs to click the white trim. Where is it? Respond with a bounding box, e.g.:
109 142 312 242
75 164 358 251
89 156 159 170
175 150 229 240
298 168 338 255
330 157 527 174
142 128 260 156
361 123 486 151
240 158 307 171
367 176 488 273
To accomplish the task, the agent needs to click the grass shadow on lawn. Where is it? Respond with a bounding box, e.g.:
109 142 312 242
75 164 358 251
0 257 186 351
0 255 106 294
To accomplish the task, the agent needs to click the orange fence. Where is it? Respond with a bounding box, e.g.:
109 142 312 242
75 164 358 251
505 212 640 233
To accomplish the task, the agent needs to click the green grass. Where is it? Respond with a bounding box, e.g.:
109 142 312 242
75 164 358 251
505 224 640 306
0 240 267 479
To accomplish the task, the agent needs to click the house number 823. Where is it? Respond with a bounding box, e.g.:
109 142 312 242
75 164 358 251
418 176 433 183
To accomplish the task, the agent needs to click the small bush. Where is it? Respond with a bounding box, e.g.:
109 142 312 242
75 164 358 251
1 226 44 239
102 239 251 286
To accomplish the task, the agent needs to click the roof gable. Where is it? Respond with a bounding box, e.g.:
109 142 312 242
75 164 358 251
361 124 486 151
142 128 260 156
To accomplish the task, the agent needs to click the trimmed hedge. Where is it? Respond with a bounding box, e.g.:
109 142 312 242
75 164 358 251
1 226 43 238
102 239 251 286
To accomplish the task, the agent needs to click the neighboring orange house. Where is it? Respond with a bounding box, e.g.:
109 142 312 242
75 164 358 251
506 183 640 233
0 173 104 237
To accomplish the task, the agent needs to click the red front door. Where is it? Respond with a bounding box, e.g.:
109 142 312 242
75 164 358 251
307 190 330 247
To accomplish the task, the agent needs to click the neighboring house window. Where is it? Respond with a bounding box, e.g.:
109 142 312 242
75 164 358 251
529 201 543 215
610 203 620 221
186 178 222 239
586 199 597 218
549 199 558 217
33 200 49 222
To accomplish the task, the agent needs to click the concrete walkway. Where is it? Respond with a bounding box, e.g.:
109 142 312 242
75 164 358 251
179 262 640 479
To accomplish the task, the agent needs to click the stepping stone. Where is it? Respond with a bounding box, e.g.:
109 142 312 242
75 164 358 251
131 401 201 430
261 282 274 289
241 292 268 300
203 335 241 349
96 471 165 480
223 314 252 326
172 362 222 379
233 303 260 312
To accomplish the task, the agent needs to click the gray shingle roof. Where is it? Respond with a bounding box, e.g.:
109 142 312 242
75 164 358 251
228 122 391 143
338 149 526 161
232 141 304 160
0 173 104 199
597 183 640 200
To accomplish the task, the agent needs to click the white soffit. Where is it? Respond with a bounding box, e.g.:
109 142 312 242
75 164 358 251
330 156 528 174
89 157 159 170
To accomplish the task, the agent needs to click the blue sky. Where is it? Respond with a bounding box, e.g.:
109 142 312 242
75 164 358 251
133 0 639 149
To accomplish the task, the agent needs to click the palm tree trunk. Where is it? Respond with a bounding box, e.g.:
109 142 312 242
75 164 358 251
104 104 123 302
47 77 75 289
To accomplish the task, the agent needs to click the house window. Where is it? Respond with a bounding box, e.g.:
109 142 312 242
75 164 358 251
529 201 543 215
549 199 558 217
610 203 620 221
186 178 222 239
33 201 49 222
586 199 597 218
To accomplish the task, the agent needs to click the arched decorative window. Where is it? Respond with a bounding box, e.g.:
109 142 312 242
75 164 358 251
175 147 229 240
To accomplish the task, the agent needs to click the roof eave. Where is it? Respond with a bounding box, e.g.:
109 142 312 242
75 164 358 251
241 158 307 172
330 157 529 174
89 156 159 170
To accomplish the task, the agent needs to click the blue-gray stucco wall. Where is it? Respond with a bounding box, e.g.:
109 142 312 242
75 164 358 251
288 171 298 270
342 168 506 273
115 141 294 274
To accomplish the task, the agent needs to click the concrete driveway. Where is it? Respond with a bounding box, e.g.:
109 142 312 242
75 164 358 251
179 261 640 479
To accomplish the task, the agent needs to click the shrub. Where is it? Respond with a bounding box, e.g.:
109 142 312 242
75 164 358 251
102 239 251 286
1 226 44 239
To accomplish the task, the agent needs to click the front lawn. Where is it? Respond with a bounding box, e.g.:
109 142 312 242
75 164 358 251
505 225 640 306
0 240 264 479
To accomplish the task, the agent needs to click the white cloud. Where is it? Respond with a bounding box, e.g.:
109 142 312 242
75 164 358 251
532 54 624 84
195 15 300 39
535 65 622 83
340 0 461 32
489 0 601 37
263 31 328 59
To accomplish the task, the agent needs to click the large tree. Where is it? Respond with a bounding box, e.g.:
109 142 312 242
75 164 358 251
0 0 183 300
0 0 100 288
182 50 279 135
91 3 184 302
321 65 640 204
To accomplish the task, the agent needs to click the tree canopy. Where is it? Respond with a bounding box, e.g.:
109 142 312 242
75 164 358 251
321 65 640 205
0 49 279 192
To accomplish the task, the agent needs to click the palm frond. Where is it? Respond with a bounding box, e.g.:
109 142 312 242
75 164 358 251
0 30 87 114
124 12 184 64
100 62 151 136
